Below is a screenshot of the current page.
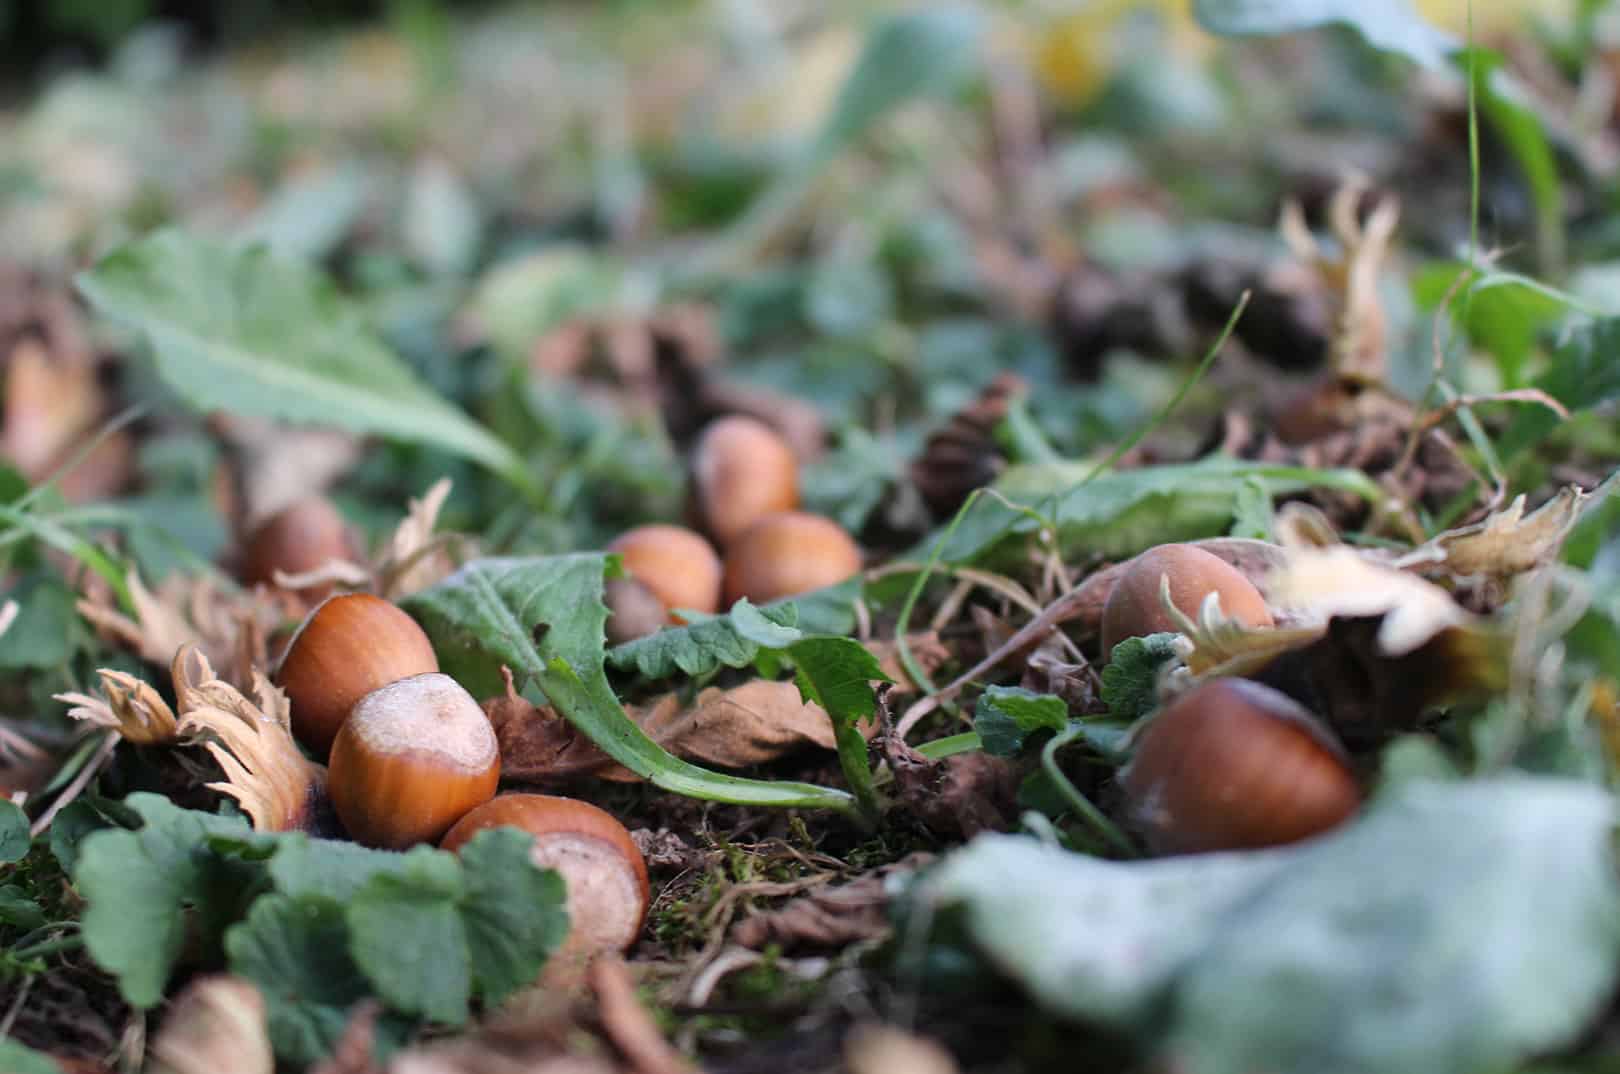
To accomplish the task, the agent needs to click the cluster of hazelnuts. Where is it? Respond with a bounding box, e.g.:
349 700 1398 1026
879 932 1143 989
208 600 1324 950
1099 543 1361 855
276 594 648 956
604 415 862 644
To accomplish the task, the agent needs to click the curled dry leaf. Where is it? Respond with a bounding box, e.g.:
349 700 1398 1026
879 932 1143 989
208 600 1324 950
731 854 931 952
589 956 694 1074
492 673 864 782
880 733 1019 839
171 645 327 832
145 975 273 1074
76 568 279 683
1408 486 1588 579
1 336 102 481
866 632 952 695
56 669 179 745
375 478 460 599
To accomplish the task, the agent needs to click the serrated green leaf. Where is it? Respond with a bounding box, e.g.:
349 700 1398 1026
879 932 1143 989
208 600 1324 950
457 828 569 1006
1193 0 1455 70
75 229 533 494
406 555 856 814
789 636 888 728
226 894 397 1066
1100 634 1181 725
973 687 1069 757
0 799 28 864
607 599 802 680
346 848 470 1025
75 793 256 1007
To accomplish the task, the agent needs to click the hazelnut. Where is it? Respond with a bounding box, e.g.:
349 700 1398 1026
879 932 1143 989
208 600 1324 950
239 495 357 602
275 594 440 757
328 673 500 849
1121 678 1359 854
441 793 649 956
606 524 722 629
692 416 798 546
1099 543 1274 657
722 511 862 605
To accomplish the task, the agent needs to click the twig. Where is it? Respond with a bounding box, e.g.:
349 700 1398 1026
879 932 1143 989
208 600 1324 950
591 955 696 1074
30 732 118 838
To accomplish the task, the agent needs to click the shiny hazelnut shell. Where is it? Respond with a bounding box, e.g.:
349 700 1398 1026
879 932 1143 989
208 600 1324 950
239 495 357 601
1099 543 1274 657
328 673 500 849
1121 678 1359 854
275 594 440 757
441 793 650 954
722 511 863 606
693 415 799 547
607 524 722 623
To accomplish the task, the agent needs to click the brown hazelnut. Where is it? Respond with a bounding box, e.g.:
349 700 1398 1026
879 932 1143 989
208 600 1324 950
692 415 798 546
239 495 357 602
1121 678 1359 854
1099 543 1274 657
441 793 649 956
328 673 500 849
275 594 440 757
606 524 722 626
722 511 862 605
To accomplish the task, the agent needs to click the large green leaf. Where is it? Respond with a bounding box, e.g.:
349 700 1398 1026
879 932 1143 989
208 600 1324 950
1193 0 1456 70
936 458 1383 565
405 555 857 815
1502 316 1620 457
76 229 534 496
913 778 1620 1074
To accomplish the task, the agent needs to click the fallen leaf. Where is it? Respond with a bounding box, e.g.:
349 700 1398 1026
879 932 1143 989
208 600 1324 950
146 975 274 1074
1412 485 1587 578
732 854 931 951
844 1023 959 1074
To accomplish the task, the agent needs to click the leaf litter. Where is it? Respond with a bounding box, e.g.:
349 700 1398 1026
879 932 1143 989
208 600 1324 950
2 2 1620 1072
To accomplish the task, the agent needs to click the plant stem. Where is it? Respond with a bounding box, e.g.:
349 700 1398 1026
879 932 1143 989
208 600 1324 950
1042 724 1135 857
833 719 882 829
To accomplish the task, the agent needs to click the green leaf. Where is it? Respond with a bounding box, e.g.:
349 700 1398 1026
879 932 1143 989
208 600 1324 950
1502 317 1620 457
1100 634 1182 725
0 799 28 864
915 778 1620 1074
1413 263 1571 385
75 792 256 1007
789 636 889 727
346 848 471 1025
406 555 856 814
0 574 77 670
457 828 569 1006
1193 0 1456 70
809 6 982 164
0 885 45 930
607 599 803 680
936 458 1383 566
266 834 415 903
75 229 533 495
974 687 1070 757
226 894 394 1067
0 1038 62 1074
49 797 133 875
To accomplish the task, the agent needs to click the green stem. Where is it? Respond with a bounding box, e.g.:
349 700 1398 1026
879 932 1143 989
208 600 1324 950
833 719 882 829
10 931 83 963
914 731 982 760
1083 291 1250 485
1042 724 1136 857
0 504 134 614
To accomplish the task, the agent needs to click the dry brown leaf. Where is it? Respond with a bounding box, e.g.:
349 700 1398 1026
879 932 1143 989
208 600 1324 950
881 734 1019 838
169 645 326 832
867 632 952 694
76 568 279 680
145 975 273 1074
589 956 694 1074
211 413 364 533
56 669 179 745
731 854 930 952
375 478 459 600
1410 485 1588 579
1 336 100 478
845 1024 960 1074
495 675 856 783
